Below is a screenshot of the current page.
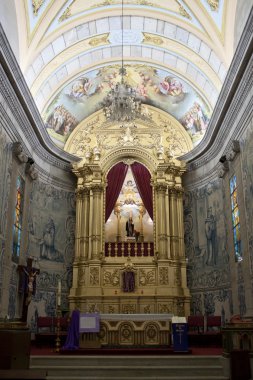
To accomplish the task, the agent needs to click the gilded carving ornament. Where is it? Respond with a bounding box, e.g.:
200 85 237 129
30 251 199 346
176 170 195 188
91 184 104 194
143 33 163 46
159 267 169 285
144 305 151 314
58 0 76 22
207 0 219 11
90 267 100 285
32 0 45 16
154 184 167 193
89 34 109 47
159 304 170 313
103 269 120 286
139 269 156 286
175 0 191 19
78 268 86 286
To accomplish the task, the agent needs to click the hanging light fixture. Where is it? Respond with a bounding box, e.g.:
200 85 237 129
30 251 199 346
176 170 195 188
102 0 142 122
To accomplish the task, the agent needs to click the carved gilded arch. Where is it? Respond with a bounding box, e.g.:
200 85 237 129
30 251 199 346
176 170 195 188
100 146 156 180
64 105 193 171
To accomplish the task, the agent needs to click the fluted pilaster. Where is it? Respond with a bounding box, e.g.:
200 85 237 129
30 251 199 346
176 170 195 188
155 184 167 259
91 184 104 260
176 189 185 258
169 188 178 259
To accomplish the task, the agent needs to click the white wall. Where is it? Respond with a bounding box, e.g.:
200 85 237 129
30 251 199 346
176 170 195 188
234 0 253 49
0 0 19 61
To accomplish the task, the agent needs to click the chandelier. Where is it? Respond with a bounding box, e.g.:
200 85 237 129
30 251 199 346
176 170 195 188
102 0 142 122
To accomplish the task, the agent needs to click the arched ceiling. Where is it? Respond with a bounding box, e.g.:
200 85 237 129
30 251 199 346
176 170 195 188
13 0 237 152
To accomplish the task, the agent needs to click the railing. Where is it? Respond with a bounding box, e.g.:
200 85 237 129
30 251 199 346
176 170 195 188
105 242 154 257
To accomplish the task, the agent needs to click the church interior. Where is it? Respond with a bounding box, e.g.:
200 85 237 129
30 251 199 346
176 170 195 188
0 0 253 379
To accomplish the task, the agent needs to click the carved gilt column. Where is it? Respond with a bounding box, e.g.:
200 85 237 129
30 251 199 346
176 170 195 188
155 184 167 259
81 188 90 261
70 163 105 308
169 187 179 259
114 202 121 242
90 184 104 260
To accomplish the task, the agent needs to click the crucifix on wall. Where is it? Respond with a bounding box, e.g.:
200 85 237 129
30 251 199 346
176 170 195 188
17 257 40 322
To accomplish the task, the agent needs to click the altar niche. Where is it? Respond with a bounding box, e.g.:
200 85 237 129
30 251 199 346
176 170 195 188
69 156 190 317
105 163 153 244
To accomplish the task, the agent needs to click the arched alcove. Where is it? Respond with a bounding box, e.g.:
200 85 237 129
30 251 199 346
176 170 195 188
105 161 153 244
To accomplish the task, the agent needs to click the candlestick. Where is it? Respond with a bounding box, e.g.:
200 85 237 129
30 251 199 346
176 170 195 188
58 279 61 294
57 279 61 307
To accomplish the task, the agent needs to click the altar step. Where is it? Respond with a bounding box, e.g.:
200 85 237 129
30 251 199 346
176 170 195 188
30 355 229 380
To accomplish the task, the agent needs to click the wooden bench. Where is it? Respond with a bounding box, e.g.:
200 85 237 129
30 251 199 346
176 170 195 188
35 316 69 346
187 315 222 346
205 315 222 346
187 315 205 346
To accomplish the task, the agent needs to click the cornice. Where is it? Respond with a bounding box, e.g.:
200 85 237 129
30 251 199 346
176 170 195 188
0 98 72 172
181 7 253 169
0 23 79 169
37 167 76 190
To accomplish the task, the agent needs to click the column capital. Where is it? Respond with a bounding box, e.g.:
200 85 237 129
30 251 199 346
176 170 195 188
91 184 104 194
75 187 90 198
154 183 167 193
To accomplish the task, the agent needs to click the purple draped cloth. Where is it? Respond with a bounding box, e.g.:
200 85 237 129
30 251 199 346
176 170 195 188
62 310 80 350
123 271 135 292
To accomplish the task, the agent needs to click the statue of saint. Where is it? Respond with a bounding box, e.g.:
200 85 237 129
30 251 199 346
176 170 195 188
126 217 134 237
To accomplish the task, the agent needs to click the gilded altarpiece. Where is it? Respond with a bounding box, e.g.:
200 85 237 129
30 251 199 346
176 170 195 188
65 106 191 320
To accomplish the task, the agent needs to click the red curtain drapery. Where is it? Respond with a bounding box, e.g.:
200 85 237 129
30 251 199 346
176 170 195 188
105 162 128 222
130 162 153 220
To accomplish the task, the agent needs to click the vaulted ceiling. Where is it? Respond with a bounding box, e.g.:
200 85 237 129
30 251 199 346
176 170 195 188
13 0 237 151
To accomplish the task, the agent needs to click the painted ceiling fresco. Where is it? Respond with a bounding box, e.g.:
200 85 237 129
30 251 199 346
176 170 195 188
11 0 236 154
43 64 210 148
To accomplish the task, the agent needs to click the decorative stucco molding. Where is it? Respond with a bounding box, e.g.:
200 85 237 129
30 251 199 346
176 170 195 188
12 142 28 163
226 140 240 161
217 160 229 178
